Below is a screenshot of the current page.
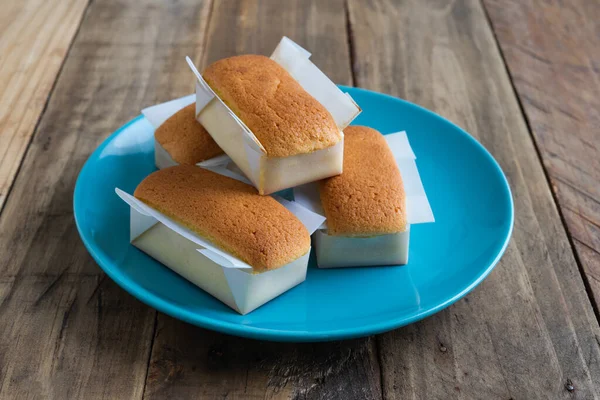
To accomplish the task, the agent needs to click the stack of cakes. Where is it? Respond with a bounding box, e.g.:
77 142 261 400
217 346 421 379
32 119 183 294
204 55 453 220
116 37 433 314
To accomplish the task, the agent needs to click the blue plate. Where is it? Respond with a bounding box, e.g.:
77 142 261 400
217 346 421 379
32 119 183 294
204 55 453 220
74 86 513 342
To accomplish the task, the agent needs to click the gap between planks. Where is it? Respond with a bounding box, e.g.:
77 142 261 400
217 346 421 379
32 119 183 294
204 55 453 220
479 0 600 325
343 1 384 397
138 0 217 398
0 0 91 215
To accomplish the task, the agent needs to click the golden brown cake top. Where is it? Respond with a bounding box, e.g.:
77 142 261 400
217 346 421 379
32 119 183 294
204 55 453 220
134 165 310 272
154 104 224 165
319 126 406 236
202 55 341 157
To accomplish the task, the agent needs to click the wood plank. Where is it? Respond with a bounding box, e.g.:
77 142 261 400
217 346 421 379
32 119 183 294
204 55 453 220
145 316 381 400
0 0 89 212
0 0 213 398
482 0 600 312
347 0 600 398
200 0 353 84
143 1 381 399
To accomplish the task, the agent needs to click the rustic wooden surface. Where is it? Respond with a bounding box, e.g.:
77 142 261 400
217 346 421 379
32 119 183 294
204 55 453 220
0 0 89 212
1 0 599 399
483 0 600 315
0 0 212 397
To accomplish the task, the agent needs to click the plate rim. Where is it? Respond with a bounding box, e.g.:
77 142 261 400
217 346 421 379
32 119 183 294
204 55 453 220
73 86 514 342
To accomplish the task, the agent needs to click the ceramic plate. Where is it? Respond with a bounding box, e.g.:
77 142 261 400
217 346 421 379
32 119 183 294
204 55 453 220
74 86 513 342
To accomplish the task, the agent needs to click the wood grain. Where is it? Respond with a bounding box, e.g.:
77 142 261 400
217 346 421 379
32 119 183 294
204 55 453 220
200 0 353 84
0 0 89 212
143 1 382 399
347 0 600 398
483 0 600 313
144 317 381 400
0 0 213 398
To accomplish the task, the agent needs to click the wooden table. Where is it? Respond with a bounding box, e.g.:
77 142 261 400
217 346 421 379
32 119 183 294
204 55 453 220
1 0 599 398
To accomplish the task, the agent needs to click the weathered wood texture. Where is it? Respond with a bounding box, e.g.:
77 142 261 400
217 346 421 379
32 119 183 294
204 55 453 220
143 1 382 399
0 0 89 212
0 0 214 398
483 0 600 312
145 316 381 400
200 0 353 84
347 0 600 399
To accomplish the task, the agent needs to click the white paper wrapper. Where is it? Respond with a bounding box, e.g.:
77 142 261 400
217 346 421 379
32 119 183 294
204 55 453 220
142 94 196 128
294 131 434 268
187 37 361 194
314 227 411 268
115 186 325 314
